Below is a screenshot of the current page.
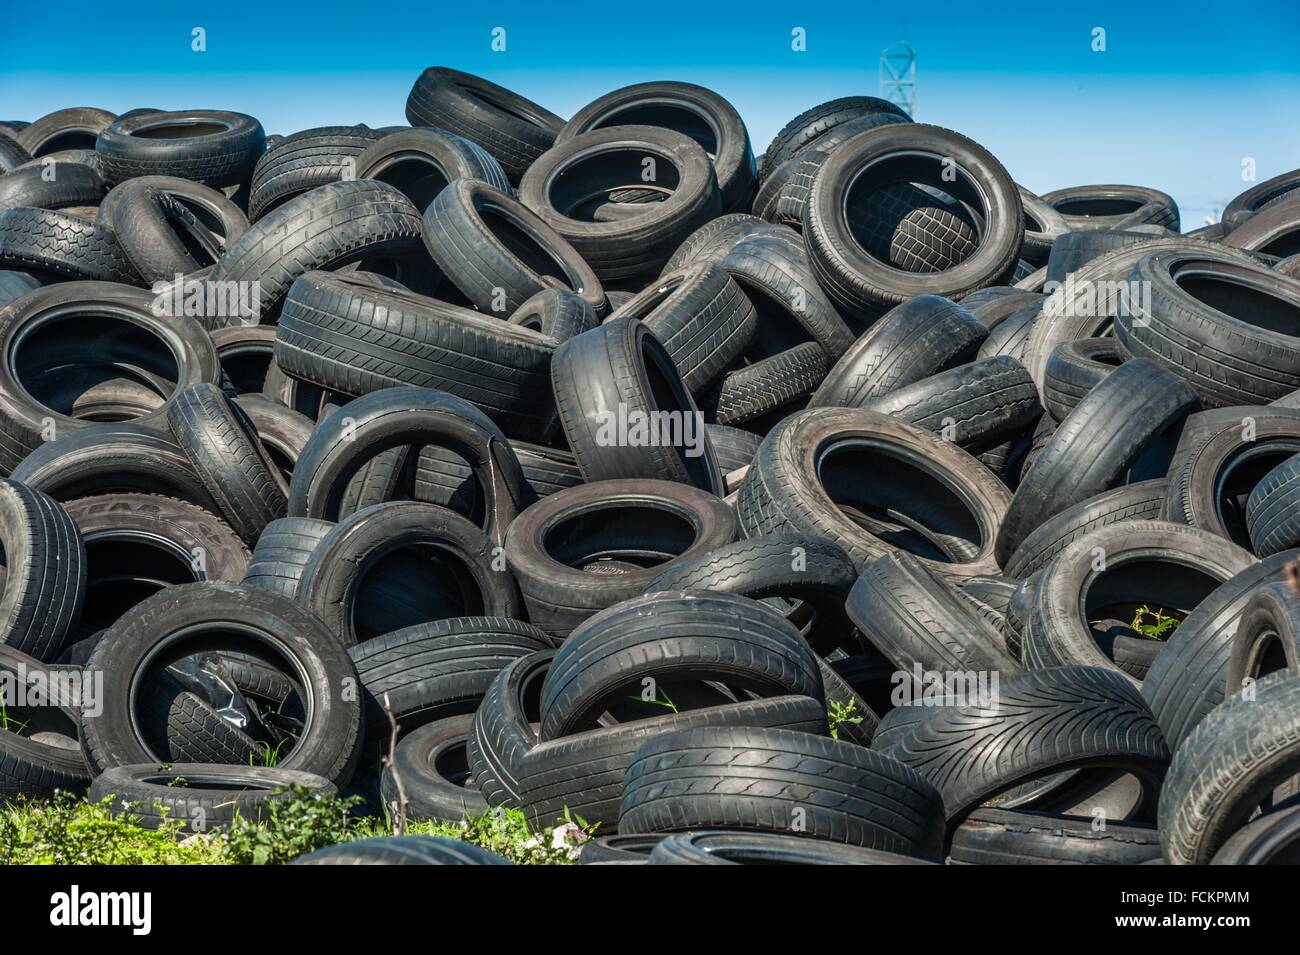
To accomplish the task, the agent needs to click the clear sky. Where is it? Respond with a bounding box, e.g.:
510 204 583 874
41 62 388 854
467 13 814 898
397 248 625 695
2 0 1297 225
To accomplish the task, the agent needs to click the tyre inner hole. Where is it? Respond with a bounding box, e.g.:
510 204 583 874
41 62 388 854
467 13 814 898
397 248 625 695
37 130 99 153
1053 196 1145 217
640 336 714 490
135 627 308 764
352 543 486 641
0 663 80 747
549 147 682 221
545 504 697 571
478 203 573 286
1175 268 1300 335
80 533 200 636
14 313 180 418
1213 442 1300 546
1082 559 1223 661
843 153 986 274
369 154 451 212
818 439 983 562
735 275 813 357
132 121 230 140
588 102 720 160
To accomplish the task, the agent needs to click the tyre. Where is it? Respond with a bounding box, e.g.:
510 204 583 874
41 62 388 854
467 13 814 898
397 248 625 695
649 830 935 865
405 67 563 184
233 394 313 481
1247 452 1300 555
0 133 32 174
644 533 858 653
538 590 822 740
703 424 760 473
1021 520 1256 685
1041 338 1125 422
722 233 854 361
808 295 987 408
0 161 105 212
240 516 333 598
291 834 511 865
1160 669 1300 864
353 617 549 759
698 341 828 426
760 96 909 181
287 387 530 541
80 582 364 787
606 261 756 393
413 440 582 515
1167 415 1300 547
208 179 426 324
97 176 248 282
0 480 85 661
1142 551 1299 751
551 316 724 494
1224 582 1300 691
1004 479 1170 579
975 297 1038 363
1045 229 1172 284
166 383 288 544
1115 249 1300 407
297 501 522 645
558 81 755 213
9 422 215 511
958 286 1041 330
66 492 249 636
736 408 1011 576
855 355 1041 453
248 125 387 220
1018 186 1070 264
0 645 91 799
804 124 1022 318
0 269 40 308
95 110 265 187
1223 168 1300 229
276 270 560 438
848 550 1023 675
618 726 946 860
948 808 1161 865
503 478 737 637
353 127 510 211
1210 804 1300 864
381 714 487 823
1041 184 1179 232
18 107 116 156
660 213 785 274
508 287 599 343
90 764 335 832
0 207 137 284
519 126 722 283
1223 193 1300 257
994 359 1199 567
420 178 604 316
886 666 1170 831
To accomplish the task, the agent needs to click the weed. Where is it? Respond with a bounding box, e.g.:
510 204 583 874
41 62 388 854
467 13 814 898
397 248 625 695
828 697 865 740
1130 605 1179 639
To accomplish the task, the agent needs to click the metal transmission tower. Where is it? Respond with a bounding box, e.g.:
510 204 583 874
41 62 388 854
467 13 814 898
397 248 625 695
880 41 916 117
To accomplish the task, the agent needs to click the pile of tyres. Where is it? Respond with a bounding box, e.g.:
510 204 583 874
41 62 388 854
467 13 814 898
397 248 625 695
2 68 1300 866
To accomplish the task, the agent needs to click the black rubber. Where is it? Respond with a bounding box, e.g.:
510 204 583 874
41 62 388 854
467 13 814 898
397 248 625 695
1142 550 1300 752
618 726 946 861
736 407 1011 576
650 830 934 865
0 207 138 284
405 67 563 184
354 126 510 212
248 124 387 221
645 533 858 653
1160 669 1300 864
503 478 738 638
297 501 523 645
0 645 91 800
1246 450 1300 556
538 590 823 740
994 358 1200 567
1225 582 1300 691
90 764 335 833
291 834 511 865
885 666 1170 832
1042 338 1126 422
381 714 488 822
240 516 334 598
949 808 1161 865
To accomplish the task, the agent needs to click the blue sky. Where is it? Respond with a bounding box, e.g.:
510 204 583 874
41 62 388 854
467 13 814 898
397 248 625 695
2 0 1297 224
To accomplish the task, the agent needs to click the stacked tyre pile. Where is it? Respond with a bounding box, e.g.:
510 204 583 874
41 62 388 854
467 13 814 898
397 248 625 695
1 69 1300 866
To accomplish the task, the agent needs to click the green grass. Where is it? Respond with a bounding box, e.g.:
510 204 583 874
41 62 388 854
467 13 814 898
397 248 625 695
0 789 587 865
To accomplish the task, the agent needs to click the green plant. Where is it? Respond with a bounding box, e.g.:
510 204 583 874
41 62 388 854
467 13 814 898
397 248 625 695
398 806 587 865
629 686 678 713
0 699 28 735
215 786 362 865
828 697 865 740
1130 605 1180 640
249 738 288 768
0 793 224 865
